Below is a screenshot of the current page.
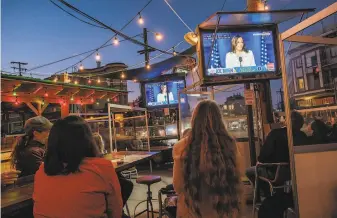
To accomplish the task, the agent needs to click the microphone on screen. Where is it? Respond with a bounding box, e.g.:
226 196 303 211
239 57 243 67
164 95 167 102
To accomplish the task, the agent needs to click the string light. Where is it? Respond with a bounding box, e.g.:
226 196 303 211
264 5 269 10
44 90 48 97
41 99 45 106
155 33 163 41
173 47 177 56
113 37 119 45
146 64 151 69
80 99 83 105
79 63 84 71
13 91 17 96
74 79 78 85
107 98 110 102
70 96 74 101
14 97 19 105
95 52 101 61
91 97 94 103
133 79 138 83
121 73 125 79
96 101 99 105
97 77 101 83
88 78 92 84
138 13 144 25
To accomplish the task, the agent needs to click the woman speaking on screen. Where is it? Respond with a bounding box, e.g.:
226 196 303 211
225 35 256 69
157 84 174 103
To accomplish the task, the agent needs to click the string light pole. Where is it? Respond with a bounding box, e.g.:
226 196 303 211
136 28 163 69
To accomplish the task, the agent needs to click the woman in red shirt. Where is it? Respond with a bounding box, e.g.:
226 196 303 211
33 116 123 218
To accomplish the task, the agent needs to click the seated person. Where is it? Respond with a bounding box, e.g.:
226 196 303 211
246 111 308 195
309 119 331 144
33 116 123 218
11 116 53 177
173 100 242 218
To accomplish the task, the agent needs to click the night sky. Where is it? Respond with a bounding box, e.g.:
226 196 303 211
2 0 337 106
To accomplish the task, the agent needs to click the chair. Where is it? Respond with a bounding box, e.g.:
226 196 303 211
134 175 162 218
252 162 292 217
158 184 177 218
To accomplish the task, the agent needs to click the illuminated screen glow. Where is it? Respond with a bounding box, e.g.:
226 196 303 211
202 30 276 76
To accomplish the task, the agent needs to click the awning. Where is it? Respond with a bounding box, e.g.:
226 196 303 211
199 9 315 29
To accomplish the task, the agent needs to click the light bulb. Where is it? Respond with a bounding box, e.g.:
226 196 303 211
146 64 151 69
133 79 137 83
88 78 92 84
79 64 84 71
71 96 74 101
91 98 94 103
44 91 48 97
173 50 177 56
155 33 163 41
107 98 110 102
95 53 101 61
13 91 17 96
113 37 119 45
14 97 19 105
264 5 269 10
97 78 101 83
41 100 45 106
74 80 78 85
53 76 58 82
121 73 125 79
96 101 99 105
138 14 144 25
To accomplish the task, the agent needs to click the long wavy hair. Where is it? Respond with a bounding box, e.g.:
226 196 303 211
183 100 241 217
11 133 35 169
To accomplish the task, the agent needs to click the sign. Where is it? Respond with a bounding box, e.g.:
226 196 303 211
244 89 254 105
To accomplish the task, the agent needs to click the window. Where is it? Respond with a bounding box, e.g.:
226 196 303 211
330 46 337 58
298 78 305 91
307 74 321 90
296 58 302 68
223 105 227 110
305 51 317 67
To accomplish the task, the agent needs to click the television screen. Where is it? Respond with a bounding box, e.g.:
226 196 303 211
201 30 277 77
145 80 185 107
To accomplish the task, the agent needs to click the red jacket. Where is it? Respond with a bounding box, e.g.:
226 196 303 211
33 158 123 218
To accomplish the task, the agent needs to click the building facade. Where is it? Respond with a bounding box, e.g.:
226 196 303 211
288 27 337 110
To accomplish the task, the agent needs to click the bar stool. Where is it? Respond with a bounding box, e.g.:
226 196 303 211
134 175 161 218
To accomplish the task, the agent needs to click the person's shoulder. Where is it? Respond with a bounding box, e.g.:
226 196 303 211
83 157 113 168
173 138 188 158
247 50 254 54
226 52 235 56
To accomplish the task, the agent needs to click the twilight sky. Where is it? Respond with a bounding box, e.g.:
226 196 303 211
2 0 337 106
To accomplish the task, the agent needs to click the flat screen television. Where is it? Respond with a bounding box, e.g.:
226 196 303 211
145 80 186 107
199 27 279 84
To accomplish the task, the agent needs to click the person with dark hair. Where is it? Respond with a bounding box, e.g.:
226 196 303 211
33 116 123 218
11 116 53 177
173 100 242 218
182 128 191 138
310 119 331 144
245 111 308 196
225 35 256 68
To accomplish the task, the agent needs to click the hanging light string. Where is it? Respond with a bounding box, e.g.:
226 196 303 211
162 0 194 33
41 0 153 75
57 0 174 55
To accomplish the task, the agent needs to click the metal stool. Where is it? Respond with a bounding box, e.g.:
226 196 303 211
134 175 161 218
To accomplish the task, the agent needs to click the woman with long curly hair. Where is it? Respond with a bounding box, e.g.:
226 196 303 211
173 100 242 218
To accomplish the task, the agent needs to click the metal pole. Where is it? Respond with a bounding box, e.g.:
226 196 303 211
245 83 257 166
279 34 299 217
145 110 153 173
108 104 113 153
112 113 117 152
143 28 149 66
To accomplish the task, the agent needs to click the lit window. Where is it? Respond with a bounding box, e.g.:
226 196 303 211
224 105 227 110
298 78 304 90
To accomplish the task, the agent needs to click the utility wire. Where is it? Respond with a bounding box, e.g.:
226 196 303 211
49 0 153 75
220 0 228 11
58 0 173 55
49 0 106 29
163 0 194 33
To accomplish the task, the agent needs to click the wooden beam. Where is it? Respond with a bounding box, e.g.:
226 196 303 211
25 102 39 116
281 2 337 40
287 35 337 45
33 86 44 94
